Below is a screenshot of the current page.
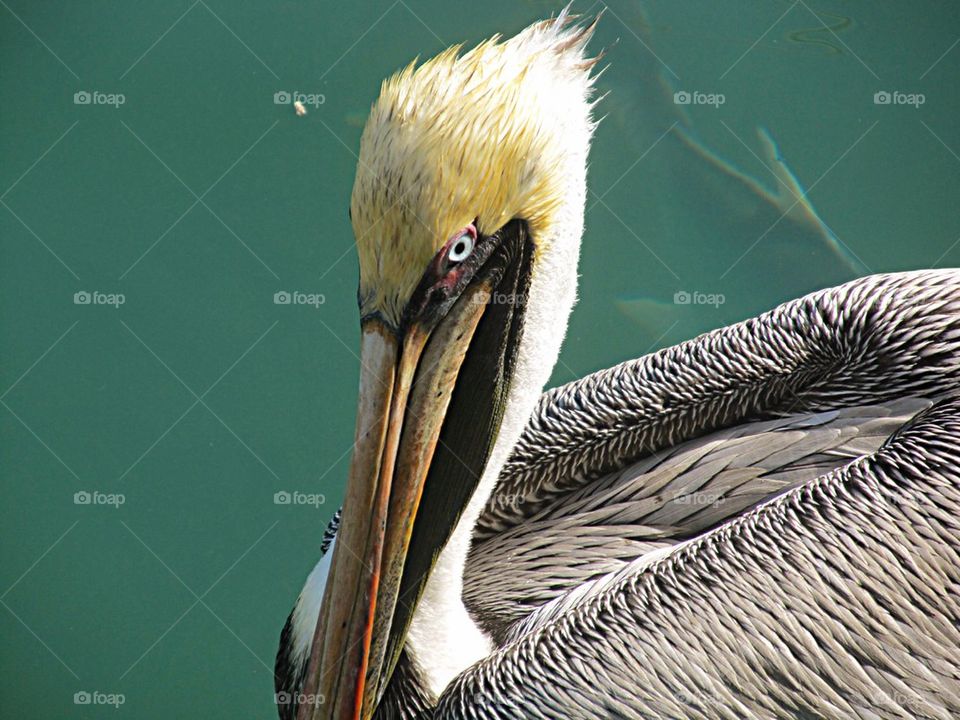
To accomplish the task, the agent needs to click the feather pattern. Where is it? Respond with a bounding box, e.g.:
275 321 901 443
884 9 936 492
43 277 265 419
441 396 960 719
465 397 934 641
481 270 960 538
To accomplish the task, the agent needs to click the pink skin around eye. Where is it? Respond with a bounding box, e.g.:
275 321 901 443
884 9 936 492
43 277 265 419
432 223 477 286
452 224 477 247
430 224 477 277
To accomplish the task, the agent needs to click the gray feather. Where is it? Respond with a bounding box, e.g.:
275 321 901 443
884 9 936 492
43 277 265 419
370 270 960 718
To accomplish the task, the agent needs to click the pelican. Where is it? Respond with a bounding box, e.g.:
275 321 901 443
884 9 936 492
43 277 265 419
275 12 960 720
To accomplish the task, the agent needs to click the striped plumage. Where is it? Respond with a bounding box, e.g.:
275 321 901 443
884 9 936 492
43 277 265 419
439 270 960 719
444 396 960 719
484 270 960 536
466 397 935 639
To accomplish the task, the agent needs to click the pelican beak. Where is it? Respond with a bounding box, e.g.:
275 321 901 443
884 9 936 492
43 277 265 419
298 221 532 720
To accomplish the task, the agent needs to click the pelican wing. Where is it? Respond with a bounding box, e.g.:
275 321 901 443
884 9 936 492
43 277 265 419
480 270 960 539
443 396 960 718
465 398 932 639
443 270 960 718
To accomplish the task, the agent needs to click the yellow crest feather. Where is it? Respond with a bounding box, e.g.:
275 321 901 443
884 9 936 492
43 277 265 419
350 13 599 326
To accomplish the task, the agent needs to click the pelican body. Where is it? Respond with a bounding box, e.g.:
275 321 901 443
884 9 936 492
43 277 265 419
275 12 960 720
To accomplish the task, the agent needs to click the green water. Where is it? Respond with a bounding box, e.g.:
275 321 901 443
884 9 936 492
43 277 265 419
1 1 958 717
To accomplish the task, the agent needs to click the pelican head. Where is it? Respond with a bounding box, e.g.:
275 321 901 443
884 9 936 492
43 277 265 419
299 13 598 719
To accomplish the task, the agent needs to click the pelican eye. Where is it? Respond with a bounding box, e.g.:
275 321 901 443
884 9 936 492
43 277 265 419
446 225 477 265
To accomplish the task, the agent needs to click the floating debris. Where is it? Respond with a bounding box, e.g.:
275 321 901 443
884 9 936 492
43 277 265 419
294 100 308 117
788 11 852 55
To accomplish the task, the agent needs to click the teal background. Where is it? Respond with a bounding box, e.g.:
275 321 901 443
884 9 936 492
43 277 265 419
1 1 958 717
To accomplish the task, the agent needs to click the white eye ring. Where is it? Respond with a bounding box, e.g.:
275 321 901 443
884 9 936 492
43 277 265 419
447 231 475 263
